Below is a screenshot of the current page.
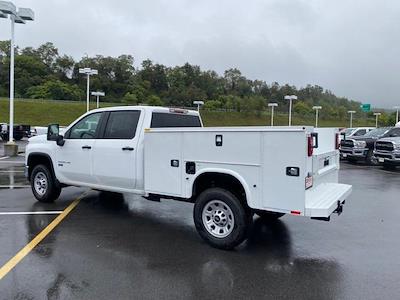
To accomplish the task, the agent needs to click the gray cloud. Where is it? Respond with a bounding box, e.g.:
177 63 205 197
0 0 399 108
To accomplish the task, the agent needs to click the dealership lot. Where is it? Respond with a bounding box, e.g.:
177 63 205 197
0 147 399 299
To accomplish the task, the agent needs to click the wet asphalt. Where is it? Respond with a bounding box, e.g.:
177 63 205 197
0 143 400 299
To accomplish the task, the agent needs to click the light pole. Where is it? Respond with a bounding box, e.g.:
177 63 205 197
374 112 381 128
193 100 204 112
285 95 297 126
394 106 399 124
0 1 34 156
91 91 105 109
79 67 98 112
312 106 322 127
268 103 278 126
348 110 356 128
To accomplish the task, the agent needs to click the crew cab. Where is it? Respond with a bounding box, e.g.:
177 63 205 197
25 106 352 249
340 127 394 165
374 135 400 169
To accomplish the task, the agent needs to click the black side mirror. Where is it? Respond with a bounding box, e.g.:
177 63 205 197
47 124 65 146
47 124 60 141
56 135 65 146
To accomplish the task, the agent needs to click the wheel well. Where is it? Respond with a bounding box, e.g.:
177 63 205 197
192 172 247 205
27 154 55 180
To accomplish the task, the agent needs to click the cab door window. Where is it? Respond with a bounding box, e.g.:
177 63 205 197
103 111 141 139
67 113 102 139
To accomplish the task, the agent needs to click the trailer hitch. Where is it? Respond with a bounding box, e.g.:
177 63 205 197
333 200 345 216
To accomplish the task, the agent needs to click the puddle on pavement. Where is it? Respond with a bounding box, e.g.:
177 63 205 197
0 166 29 189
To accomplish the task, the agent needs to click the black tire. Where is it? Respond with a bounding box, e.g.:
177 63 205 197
254 210 285 220
193 188 252 250
30 164 61 203
1 133 9 141
366 150 378 165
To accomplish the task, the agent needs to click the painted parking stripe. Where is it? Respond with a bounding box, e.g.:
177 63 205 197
0 193 86 280
0 156 10 160
0 185 31 188
0 170 25 173
0 161 25 164
0 211 63 215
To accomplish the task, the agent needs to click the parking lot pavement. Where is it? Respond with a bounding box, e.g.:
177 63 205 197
0 162 399 299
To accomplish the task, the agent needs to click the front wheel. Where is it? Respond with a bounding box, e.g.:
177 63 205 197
366 150 378 166
30 164 61 203
193 188 252 250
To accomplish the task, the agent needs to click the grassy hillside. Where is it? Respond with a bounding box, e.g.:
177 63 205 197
0 98 376 128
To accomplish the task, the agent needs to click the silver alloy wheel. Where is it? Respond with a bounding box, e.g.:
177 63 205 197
202 200 235 238
34 171 48 196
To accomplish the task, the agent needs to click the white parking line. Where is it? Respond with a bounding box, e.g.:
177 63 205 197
0 170 24 173
0 211 63 215
0 161 25 164
0 185 30 188
0 156 10 160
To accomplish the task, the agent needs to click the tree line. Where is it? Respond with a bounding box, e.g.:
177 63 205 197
0 40 396 124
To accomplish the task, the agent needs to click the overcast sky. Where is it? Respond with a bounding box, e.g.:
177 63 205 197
1 0 399 108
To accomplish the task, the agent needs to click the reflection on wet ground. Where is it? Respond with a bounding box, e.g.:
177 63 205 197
0 165 29 189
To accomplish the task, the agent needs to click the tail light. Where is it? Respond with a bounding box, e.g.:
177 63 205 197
335 133 340 149
308 136 314 156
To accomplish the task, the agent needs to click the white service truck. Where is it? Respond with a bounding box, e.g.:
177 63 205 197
25 106 352 249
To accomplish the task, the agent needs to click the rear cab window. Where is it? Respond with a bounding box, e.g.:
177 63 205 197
150 112 202 128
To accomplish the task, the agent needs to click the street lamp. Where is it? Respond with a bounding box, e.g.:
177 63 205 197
0 1 34 156
268 103 278 126
79 67 98 112
373 112 381 128
312 106 322 127
394 106 399 124
193 100 204 112
91 91 105 109
347 111 356 128
284 95 297 126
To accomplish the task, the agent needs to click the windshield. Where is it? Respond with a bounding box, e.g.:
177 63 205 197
363 127 391 138
342 128 355 135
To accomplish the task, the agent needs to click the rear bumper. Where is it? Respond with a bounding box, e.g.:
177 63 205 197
340 147 368 159
305 183 352 218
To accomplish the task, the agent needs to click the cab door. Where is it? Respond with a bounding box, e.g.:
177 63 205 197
55 112 103 185
92 110 142 190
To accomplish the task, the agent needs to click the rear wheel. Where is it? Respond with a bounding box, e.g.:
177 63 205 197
254 210 285 220
193 188 252 250
30 164 61 203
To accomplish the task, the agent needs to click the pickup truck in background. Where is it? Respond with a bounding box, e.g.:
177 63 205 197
340 127 396 165
25 106 352 249
0 123 31 141
339 127 374 141
374 136 400 169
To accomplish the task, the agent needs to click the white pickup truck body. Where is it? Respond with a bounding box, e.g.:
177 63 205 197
26 106 351 249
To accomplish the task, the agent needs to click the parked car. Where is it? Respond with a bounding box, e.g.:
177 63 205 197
374 134 400 169
340 127 394 165
0 123 30 141
25 106 351 249
339 127 374 141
